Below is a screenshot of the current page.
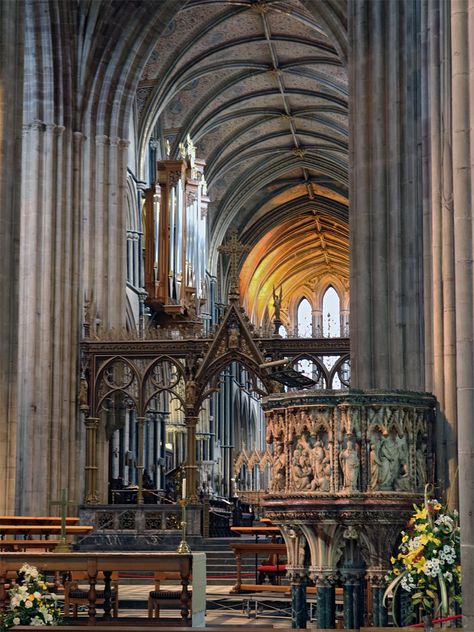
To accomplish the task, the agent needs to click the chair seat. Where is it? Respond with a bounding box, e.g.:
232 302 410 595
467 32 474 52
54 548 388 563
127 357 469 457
257 565 287 572
149 590 191 600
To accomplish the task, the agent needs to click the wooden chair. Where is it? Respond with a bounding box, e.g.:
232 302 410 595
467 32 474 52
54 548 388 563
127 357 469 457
64 571 119 617
147 571 191 619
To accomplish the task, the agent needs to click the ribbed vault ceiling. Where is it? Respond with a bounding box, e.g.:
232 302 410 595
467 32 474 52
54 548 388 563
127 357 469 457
136 0 348 295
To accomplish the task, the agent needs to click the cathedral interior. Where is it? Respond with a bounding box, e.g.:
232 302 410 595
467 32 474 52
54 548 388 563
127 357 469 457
0 0 473 629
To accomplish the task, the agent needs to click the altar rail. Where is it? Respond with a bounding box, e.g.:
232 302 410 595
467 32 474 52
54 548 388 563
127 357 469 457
77 505 202 550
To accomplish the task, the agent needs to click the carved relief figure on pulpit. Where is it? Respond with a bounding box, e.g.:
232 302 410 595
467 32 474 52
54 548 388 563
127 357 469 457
271 442 286 492
369 434 383 490
415 437 428 489
340 437 360 491
291 446 312 491
310 438 331 491
395 462 412 491
378 431 400 490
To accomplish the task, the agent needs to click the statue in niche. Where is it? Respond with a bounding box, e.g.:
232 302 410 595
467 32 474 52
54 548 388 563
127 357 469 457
271 442 286 492
228 325 239 349
185 378 197 408
340 437 360 491
79 375 89 409
416 438 427 488
395 463 412 491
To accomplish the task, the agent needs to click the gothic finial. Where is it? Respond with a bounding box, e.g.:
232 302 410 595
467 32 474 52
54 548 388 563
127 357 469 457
218 230 250 299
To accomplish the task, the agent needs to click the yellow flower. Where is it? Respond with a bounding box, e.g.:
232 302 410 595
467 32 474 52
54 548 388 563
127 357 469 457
393 568 400 575
390 556 396 564
416 522 428 532
403 548 424 566
414 507 428 520
434 503 442 510
413 556 427 571
402 534 409 543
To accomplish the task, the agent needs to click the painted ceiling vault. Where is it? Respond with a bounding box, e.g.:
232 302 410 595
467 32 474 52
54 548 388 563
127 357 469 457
136 0 349 308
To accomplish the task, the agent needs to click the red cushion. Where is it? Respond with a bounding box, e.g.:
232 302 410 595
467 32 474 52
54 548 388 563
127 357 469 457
256 565 286 572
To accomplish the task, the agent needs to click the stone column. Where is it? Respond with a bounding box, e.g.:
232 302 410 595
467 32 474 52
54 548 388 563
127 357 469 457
0 0 23 513
349 0 425 390
368 573 388 627
420 0 458 506
451 1 474 627
288 567 308 629
312 308 323 337
342 571 364 630
311 573 335 629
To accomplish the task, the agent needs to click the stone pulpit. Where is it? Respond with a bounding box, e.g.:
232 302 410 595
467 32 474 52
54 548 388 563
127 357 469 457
262 389 435 629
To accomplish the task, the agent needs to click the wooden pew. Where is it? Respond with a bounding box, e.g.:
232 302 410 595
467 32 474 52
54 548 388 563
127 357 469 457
0 525 93 540
0 516 79 526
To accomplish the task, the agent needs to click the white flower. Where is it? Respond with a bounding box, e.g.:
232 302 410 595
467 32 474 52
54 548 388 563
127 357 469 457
13 617 20 625
29 616 44 625
444 571 453 582
33 591 41 600
25 600 33 608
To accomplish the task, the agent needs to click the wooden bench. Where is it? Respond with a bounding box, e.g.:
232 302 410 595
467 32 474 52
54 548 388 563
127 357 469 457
0 516 79 526
0 540 61 552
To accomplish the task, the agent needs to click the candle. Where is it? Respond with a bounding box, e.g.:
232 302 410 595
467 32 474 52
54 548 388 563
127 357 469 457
182 478 186 499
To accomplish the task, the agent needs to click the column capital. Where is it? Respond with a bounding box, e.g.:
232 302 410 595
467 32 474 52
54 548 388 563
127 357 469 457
286 565 308 585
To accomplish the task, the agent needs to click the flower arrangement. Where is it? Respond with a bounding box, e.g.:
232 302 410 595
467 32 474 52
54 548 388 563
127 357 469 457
0 564 62 629
383 489 461 626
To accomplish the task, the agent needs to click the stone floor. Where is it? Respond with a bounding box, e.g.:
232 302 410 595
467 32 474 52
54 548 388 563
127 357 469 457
69 583 321 628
